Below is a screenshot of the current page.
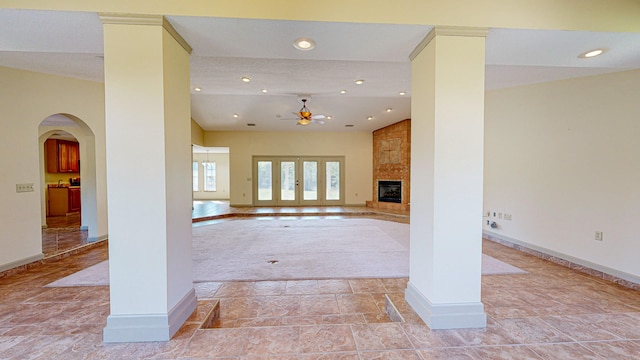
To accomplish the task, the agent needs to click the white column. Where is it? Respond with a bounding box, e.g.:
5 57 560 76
100 14 196 342
406 26 488 329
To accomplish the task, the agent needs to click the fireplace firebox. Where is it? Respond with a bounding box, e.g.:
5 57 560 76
378 181 401 203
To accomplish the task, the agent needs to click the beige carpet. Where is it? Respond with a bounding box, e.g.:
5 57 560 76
46 218 525 287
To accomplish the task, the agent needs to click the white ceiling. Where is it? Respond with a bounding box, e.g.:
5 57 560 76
2 9 640 133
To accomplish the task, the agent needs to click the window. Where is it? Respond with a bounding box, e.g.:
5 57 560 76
203 162 217 191
192 161 199 191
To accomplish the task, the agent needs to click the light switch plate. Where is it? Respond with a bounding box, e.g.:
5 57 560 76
16 183 34 193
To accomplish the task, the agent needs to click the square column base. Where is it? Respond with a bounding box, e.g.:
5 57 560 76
405 282 486 329
103 288 197 343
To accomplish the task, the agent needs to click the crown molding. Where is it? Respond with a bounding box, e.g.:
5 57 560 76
99 13 192 54
410 26 488 61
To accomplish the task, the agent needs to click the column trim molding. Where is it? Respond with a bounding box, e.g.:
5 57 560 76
103 288 197 343
99 13 192 54
410 25 489 61
405 282 487 329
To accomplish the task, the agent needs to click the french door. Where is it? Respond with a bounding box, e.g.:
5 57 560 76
253 156 344 206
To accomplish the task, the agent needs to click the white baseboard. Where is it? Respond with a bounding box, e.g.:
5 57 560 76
103 288 197 343
484 230 640 287
88 233 108 242
405 282 486 330
0 254 44 273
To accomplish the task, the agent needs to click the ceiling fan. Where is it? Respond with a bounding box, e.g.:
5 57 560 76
283 98 326 126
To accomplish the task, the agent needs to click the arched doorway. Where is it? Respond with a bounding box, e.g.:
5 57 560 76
38 113 100 256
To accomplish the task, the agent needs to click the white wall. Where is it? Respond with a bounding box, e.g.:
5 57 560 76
0 66 107 270
192 152 230 200
204 131 373 206
484 69 640 282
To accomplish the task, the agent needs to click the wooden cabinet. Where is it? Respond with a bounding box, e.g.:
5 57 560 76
45 139 79 173
48 186 81 215
68 187 81 212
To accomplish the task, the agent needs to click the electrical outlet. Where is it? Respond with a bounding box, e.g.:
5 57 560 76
16 183 34 193
595 231 603 241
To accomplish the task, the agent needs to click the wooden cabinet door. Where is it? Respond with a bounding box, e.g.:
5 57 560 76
67 142 79 172
45 139 59 173
68 188 81 212
55 140 80 173
58 141 70 172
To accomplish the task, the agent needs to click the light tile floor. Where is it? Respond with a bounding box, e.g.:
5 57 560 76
4 203 639 359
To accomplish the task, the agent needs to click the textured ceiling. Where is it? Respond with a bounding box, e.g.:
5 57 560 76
1 9 639 133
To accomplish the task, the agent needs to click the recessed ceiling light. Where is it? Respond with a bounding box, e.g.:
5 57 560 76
233 113 239 118
293 38 315 51
367 116 374 121
327 116 333 120
194 87 201 92
340 90 347 94
261 89 268 93
399 91 406 96
386 108 392 112
355 79 365 85
580 49 605 58
241 76 251 82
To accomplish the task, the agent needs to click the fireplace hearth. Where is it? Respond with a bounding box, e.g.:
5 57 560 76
378 181 402 203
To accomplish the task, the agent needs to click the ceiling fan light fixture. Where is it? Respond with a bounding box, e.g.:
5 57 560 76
297 118 311 126
297 99 312 121
293 38 315 51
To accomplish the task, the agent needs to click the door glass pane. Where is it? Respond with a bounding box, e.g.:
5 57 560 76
257 161 272 201
303 161 318 200
281 161 296 201
326 161 340 200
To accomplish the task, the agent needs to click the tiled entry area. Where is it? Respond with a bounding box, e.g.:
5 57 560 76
2 211 640 358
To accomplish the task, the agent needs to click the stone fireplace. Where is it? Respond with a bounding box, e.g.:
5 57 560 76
367 119 410 211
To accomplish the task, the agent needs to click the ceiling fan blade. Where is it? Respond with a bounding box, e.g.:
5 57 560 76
311 114 326 120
